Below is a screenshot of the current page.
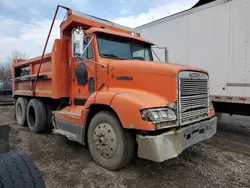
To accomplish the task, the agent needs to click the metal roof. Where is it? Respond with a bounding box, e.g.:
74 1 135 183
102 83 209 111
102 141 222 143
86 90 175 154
192 0 218 8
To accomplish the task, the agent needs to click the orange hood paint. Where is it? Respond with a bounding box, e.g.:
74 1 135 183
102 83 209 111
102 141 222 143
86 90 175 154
108 60 205 105
105 60 207 130
110 60 204 75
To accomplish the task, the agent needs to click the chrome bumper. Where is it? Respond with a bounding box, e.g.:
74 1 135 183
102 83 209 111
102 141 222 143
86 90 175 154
136 117 217 162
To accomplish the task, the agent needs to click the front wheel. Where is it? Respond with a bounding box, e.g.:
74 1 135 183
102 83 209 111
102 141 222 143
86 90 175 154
87 111 135 170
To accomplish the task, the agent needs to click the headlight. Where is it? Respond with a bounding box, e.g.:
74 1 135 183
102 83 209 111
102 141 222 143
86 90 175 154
210 101 215 117
210 101 214 110
141 108 177 123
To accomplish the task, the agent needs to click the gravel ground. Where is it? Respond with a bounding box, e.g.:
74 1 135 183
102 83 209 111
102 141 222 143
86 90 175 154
1 106 250 188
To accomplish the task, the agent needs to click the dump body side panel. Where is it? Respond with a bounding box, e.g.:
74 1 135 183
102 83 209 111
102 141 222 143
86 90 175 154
12 39 69 99
12 53 53 97
52 39 70 98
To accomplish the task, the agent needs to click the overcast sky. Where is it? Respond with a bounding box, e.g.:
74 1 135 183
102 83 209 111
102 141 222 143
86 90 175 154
0 0 198 63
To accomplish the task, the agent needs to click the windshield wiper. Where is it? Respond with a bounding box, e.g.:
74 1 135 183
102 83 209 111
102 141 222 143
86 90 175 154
133 57 145 60
101 53 123 60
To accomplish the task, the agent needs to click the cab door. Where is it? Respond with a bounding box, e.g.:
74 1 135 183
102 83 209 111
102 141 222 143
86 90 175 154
73 37 96 106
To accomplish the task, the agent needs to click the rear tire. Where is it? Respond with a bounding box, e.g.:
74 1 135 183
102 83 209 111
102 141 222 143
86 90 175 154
87 111 135 170
45 103 53 132
15 97 29 127
0 152 45 188
27 99 46 133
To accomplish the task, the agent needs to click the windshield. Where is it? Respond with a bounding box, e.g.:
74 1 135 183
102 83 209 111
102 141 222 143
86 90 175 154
97 33 153 61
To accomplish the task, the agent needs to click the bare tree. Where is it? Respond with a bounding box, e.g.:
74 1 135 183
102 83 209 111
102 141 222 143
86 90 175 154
0 50 28 80
0 64 12 80
8 50 29 61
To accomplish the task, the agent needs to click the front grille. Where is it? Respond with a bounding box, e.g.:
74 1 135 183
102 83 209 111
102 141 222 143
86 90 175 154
179 72 209 125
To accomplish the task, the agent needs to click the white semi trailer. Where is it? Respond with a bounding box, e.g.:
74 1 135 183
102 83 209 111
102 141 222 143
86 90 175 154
137 0 250 116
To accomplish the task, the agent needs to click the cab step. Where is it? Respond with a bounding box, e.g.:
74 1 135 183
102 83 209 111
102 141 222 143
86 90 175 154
53 117 85 145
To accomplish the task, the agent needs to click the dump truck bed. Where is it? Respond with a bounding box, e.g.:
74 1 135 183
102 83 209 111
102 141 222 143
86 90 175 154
12 39 70 99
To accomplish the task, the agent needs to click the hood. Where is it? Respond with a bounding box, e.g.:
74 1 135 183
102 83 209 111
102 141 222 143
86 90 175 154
107 60 206 106
110 60 205 77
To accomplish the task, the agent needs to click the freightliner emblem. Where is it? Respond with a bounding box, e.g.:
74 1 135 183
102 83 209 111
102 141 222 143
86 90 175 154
189 73 200 78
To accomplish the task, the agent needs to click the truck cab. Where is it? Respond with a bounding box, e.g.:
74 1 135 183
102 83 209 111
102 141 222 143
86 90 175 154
12 7 217 170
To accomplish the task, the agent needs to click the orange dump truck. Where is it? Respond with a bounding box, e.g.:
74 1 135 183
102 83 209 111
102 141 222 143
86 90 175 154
12 6 217 170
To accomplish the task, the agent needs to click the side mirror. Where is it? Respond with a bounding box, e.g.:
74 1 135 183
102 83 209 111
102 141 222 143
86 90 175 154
72 28 85 57
152 46 168 63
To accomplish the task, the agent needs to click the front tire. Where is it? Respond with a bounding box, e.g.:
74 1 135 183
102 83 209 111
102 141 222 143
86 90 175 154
87 111 135 170
27 99 46 133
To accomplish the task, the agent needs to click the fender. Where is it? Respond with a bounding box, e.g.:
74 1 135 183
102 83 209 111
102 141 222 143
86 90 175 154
84 90 122 108
110 89 172 131
84 89 176 131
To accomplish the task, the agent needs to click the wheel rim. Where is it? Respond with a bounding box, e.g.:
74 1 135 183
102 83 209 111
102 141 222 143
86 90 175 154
93 123 117 159
16 103 22 123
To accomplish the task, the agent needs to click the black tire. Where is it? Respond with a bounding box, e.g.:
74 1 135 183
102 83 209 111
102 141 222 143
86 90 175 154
87 111 135 170
27 99 46 133
15 97 29 127
14 98 17 121
0 152 45 188
45 104 52 132
0 124 10 153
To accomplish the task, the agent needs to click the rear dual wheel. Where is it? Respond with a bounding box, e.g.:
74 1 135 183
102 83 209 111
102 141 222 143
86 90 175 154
15 97 28 127
15 97 50 133
27 99 47 133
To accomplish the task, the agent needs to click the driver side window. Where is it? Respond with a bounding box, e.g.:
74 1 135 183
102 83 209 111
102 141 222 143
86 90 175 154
132 49 150 61
131 44 150 61
82 37 93 59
